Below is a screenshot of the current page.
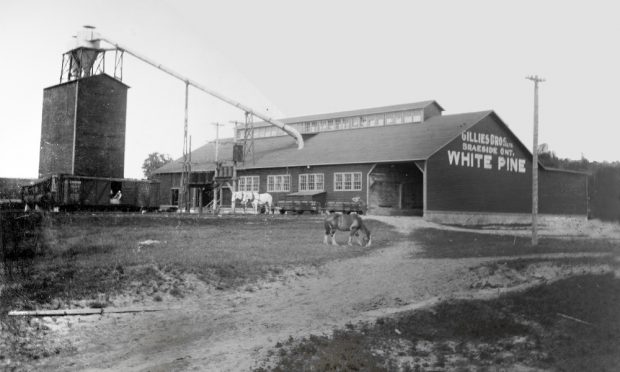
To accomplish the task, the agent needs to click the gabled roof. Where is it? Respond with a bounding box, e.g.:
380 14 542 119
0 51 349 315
250 100 443 127
153 110 492 174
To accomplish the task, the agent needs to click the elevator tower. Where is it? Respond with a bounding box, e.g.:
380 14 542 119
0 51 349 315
39 26 129 178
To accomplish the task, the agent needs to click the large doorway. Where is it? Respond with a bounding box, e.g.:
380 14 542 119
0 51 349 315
368 163 423 215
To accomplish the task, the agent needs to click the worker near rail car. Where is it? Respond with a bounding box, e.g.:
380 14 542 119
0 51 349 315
110 190 122 205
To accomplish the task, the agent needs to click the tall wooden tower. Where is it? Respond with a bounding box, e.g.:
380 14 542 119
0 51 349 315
39 26 129 179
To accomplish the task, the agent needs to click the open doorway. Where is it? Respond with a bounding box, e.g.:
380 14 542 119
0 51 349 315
368 163 423 215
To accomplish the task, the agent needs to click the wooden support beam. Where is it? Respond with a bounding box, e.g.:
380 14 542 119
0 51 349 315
8 307 168 317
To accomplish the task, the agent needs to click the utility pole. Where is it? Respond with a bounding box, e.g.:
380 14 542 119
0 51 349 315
526 75 545 246
212 122 225 213
181 82 190 213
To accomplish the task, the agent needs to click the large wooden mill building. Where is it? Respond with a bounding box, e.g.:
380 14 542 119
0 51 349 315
152 100 588 224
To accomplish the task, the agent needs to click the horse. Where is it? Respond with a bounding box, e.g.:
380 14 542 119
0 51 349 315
249 192 273 214
231 191 254 213
324 213 371 246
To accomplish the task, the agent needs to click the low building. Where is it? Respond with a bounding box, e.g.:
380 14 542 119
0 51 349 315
152 101 588 224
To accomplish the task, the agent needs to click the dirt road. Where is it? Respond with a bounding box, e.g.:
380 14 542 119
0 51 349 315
33 217 619 371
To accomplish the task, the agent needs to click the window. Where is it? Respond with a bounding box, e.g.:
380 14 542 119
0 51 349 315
267 175 290 192
403 110 414 123
299 173 324 191
413 110 423 123
327 120 336 131
386 112 404 125
238 176 259 191
367 113 385 126
334 172 362 191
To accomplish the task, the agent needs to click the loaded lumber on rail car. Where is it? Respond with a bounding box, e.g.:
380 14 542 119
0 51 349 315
21 174 159 212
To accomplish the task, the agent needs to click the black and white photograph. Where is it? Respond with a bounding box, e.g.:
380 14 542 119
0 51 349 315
1 1 619 371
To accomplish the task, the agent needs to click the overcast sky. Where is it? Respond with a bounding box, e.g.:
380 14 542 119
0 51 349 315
1 0 618 179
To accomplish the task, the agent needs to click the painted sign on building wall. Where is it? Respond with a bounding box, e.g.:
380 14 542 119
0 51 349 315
447 131 526 173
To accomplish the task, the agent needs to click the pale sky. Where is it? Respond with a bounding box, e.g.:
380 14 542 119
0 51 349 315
1 0 618 179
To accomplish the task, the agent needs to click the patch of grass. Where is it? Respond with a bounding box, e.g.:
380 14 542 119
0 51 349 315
412 227 618 259
259 332 387 372
259 274 620 371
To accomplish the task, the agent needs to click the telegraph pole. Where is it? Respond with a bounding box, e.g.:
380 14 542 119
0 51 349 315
526 75 545 246
212 122 225 213
181 82 190 213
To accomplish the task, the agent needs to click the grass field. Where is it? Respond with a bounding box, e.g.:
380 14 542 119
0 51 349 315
411 227 619 259
0 213 394 318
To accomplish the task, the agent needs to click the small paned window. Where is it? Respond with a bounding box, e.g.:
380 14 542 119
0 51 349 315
360 116 369 127
334 172 362 191
386 112 404 125
267 175 291 192
376 114 385 126
403 110 414 123
412 110 423 122
238 176 259 192
299 173 324 191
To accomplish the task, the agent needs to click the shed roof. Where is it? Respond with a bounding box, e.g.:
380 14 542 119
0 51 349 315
153 110 492 174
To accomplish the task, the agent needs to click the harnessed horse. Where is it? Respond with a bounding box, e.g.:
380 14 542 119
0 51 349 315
249 192 273 214
324 213 371 246
231 191 254 213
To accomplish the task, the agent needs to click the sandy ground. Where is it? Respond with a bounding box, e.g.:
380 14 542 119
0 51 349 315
25 217 620 371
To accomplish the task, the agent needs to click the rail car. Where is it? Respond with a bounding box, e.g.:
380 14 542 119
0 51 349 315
21 174 160 212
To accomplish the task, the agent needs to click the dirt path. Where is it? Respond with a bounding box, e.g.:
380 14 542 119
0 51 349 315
34 217 618 371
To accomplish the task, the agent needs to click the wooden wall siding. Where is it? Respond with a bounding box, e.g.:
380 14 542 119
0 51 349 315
152 173 182 206
39 82 77 177
589 168 620 221
73 75 128 178
539 170 588 215
426 115 533 214
368 163 423 210
423 104 443 121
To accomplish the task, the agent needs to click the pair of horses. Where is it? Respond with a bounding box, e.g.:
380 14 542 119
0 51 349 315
231 191 273 214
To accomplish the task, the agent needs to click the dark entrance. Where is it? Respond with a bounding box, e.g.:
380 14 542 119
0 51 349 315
368 163 423 215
